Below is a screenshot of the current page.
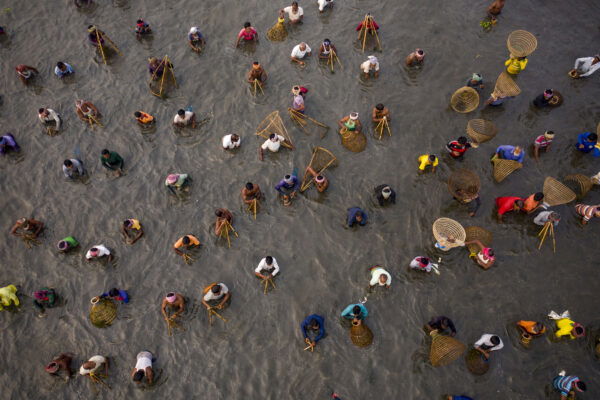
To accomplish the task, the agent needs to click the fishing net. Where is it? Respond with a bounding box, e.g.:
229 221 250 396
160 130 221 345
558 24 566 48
256 111 293 148
492 158 522 182
466 119 498 144
564 174 594 198
300 147 337 192
288 108 330 138
339 128 367 153
429 330 466 367
448 169 480 201
350 320 373 347
89 297 117 328
465 348 489 375
543 177 576 206
493 72 521 97
432 218 466 249
450 87 479 113
548 90 563 107
506 30 538 57
464 226 493 255
266 19 287 41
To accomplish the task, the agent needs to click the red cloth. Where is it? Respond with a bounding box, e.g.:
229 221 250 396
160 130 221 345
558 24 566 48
495 196 523 215
356 20 379 31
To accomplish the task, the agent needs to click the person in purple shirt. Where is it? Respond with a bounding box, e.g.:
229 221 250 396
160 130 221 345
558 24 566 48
0 133 19 154
100 288 129 303
347 207 367 227
275 171 299 205
495 145 524 163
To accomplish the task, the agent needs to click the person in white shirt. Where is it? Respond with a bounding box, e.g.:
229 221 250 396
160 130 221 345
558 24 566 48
317 0 334 12
282 1 303 23
360 55 379 78
131 351 154 384
409 256 435 273
38 108 62 133
570 54 600 78
291 42 311 65
86 245 113 262
534 210 560 227
255 256 280 278
79 355 108 376
201 283 230 310
474 334 504 359
222 134 241 150
369 266 391 288
259 133 288 160
63 159 85 179
173 108 196 128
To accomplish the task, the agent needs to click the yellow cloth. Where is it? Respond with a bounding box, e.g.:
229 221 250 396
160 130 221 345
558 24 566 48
129 219 141 230
555 318 575 339
505 57 528 74
0 285 19 310
174 235 200 248
418 155 438 171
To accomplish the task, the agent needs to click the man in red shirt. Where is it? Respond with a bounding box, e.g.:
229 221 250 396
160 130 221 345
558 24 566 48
236 22 258 47
495 196 524 222
446 136 472 159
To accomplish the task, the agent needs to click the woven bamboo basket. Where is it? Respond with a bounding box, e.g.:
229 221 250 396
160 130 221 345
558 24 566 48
448 169 480 201
492 158 522 183
256 111 293 147
429 330 466 367
548 90 563 107
300 147 337 192
466 119 498 144
493 72 521 97
339 128 367 153
450 87 480 113
542 177 576 206
350 319 373 347
506 30 537 57
564 174 594 198
464 226 493 255
266 19 287 41
432 218 466 249
89 297 117 328
465 348 489 375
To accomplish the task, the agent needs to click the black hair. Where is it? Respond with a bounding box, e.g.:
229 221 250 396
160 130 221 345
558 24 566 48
134 111 141 117
490 335 500 345
101 149 110 156
576 381 586 392
182 236 191 245
487 249 495 257
177 109 185 116
109 288 119 297
324 38 330 42
417 49 424 55
88 25 94 29
253 61 259 66
589 133 598 141
292 1 298 5
375 103 384 110
215 209 223 217
458 136 467 144
133 370 145 381
428 154 436 161
246 182 254 190
244 22 251 28
265 256 273 264
352 305 361 315
136 19 143 24
64 159 72 167
515 199 524 208
546 130 554 135
211 284 220 293
57 62 65 68
269 133 276 139
533 192 544 201
544 89 553 95
420 257 430 264
38 108 45 113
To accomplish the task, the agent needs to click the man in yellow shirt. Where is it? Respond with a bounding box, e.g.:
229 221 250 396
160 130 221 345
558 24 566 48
173 235 200 259
120 219 144 244
418 154 438 173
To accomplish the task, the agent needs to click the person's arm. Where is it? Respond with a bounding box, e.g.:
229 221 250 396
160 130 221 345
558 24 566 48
301 320 309 339
580 62 600 77
516 152 524 163
173 243 184 255
246 70 254 83
32 220 44 235
314 321 325 342
337 117 347 129
53 112 62 131
201 295 210 309
533 144 540 161
120 225 128 240
446 319 457 336
75 161 84 176
235 32 243 47
104 357 109 375
63 165 73 179
130 228 143 244
291 55 304 65
131 368 137 379
255 266 268 279
355 120 362 132
190 113 197 128
271 259 280 276
340 305 353 319
390 191 396 204
347 210 355 227
146 367 154 384
359 211 368 225
464 239 484 251
275 181 286 195
468 197 481 217
217 292 230 309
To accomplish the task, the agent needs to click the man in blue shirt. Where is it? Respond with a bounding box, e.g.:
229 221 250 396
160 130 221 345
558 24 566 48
347 207 367 227
301 314 325 350
552 371 586 399
275 172 299 205
100 288 129 303
495 145 524 163
55 62 74 78
340 304 368 320
576 132 597 153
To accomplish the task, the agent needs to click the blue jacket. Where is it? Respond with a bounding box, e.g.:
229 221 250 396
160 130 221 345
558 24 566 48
101 289 129 303
340 303 368 320
347 207 367 227
275 175 299 194
496 145 524 163
576 132 597 153
301 314 325 342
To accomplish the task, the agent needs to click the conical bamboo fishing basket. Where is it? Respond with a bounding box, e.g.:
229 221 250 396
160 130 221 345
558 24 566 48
89 297 117 328
450 87 479 113
464 226 493 255
493 72 521 98
448 169 480 201
465 348 489 375
542 177 576 206
492 158 522 183
339 128 367 153
506 30 537 57
256 111 293 148
300 147 337 192
564 174 594 198
350 319 373 347
266 19 287 41
466 119 498 144
429 330 466 367
432 218 466 249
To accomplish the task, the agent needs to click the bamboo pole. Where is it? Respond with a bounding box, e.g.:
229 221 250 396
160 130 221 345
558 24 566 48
101 32 122 56
96 31 107 65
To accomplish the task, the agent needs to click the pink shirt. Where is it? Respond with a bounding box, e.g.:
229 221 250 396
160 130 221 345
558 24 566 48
238 27 257 40
534 135 552 148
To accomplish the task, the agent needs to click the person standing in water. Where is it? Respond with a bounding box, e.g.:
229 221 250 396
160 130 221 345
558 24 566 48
360 55 379 78
533 130 555 161
120 219 143 244
236 22 258 47
247 62 267 84
347 207 367 227
405 49 425 66
374 184 395 206
241 182 262 204
368 265 391 288
318 39 337 59
255 256 280 279
463 239 495 269
131 351 154 384
100 149 124 176
161 292 185 321
62 159 85 179
45 353 73 379
10 217 44 238
214 208 233 236
306 166 329 192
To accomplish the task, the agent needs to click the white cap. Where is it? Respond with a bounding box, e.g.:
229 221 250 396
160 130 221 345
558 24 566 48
368 55 378 64
189 27 199 34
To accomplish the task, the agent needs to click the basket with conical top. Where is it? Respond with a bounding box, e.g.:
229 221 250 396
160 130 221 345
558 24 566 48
350 319 373 347
429 330 466 367
450 87 479 113
89 296 117 328
506 30 537 57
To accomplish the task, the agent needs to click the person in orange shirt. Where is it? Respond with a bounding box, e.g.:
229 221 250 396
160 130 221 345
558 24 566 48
516 320 546 337
522 192 544 214
173 235 200 256
134 110 155 126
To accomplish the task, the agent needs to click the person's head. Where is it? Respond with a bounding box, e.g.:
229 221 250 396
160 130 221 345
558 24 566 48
134 111 142 118
572 323 585 337
382 186 391 199
457 136 468 145
182 236 191 245
246 182 254 190
368 55 378 65
355 212 363 222
323 38 331 46
575 380 586 392
292 1 298 9
588 133 598 142
45 361 59 374
166 174 178 185
64 159 73 168
38 107 47 115
533 322 545 334
136 19 144 25
543 89 553 98
83 361 96 370
415 48 425 60
299 42 307 51
133 369 145 382
190 26 199 35
284 174 294 184
57 240 68 251
265 255 273 265
109 288 119 297
292 85 301 96
349 112 359 120
89 247 99 257
123 219 132 228
533 192 544 201
177 109 185 116
244 22 252 30
490 335 500 345
487 248 495 257
419 257 430 265
310 319 320 330
166 292 176 303
376 103 384 111
87 25 95 32
513 146 522 156
215 209 224 217
231 134 239 142
56 62 66 70
269 133 277 141
544 130 555 140
548 212 560 222
211 284 221 294
315 175 325 183
379 274 388 284
352 305 361 316
428 154 436 162
471 73 482 83
514 199 524 209
101 149 110 158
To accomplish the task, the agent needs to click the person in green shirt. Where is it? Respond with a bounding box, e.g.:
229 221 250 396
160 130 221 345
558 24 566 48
57 236 79 252
100 149 124 176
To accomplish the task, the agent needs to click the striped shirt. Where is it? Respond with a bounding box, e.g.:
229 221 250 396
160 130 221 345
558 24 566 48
553 375 579 396
575 204 600 222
